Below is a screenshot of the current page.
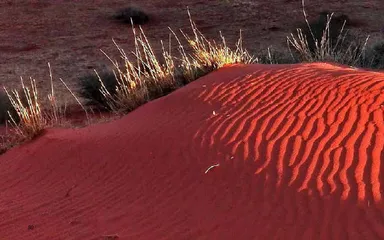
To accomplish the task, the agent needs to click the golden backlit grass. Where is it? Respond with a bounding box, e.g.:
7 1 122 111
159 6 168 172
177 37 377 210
96 26 177 113
4 4 379 153
93 9 255 113
0 10 255 153
1 64 87 152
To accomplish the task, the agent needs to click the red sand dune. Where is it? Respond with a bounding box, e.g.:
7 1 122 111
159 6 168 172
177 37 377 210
1 63 384 239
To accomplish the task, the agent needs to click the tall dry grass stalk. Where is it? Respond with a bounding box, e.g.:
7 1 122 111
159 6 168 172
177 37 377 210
287 0 369 65
46 62 66 124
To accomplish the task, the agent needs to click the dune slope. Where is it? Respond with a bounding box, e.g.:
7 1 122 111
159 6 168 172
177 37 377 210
1 63 384 239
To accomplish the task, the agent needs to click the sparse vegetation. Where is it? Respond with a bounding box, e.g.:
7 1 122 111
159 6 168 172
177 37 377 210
80 9 254 113
1 4 384 154
4 77 48 139
0 64 87 153
286 5 369 66
249 0 380 67
296 11 352 54
177 11 255 69
2 9 255 154
113 7 149 25
95 30 178 113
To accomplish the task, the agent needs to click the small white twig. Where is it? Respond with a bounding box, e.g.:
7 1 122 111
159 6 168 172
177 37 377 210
205 163 220 174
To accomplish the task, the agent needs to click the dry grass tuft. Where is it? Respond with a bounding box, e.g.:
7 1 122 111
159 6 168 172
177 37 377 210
181 10 255 69
1 9 254 153
287 0 369 65
97 24 177 113
92 9 254 113
4 77 46 139
1 63 88 153
170 9 255 82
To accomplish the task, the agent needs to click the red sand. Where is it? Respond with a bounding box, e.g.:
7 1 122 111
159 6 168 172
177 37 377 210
1 63 384 239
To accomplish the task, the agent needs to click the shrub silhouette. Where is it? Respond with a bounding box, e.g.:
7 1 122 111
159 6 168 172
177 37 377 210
78 71 117 110
299 12 351 54
0 91 15 124
114 7 149 25
0 90 25 125
288 11 369 65
366 41 384 69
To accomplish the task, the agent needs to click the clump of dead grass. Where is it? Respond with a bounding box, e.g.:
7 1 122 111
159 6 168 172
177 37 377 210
1 9 254 153
96 26 178 113
87 9 254 113
4 77 47 139
1 63 88 153
176 10 254 70
286 0 369 66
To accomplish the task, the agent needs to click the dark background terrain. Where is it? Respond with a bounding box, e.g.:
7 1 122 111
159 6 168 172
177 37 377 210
0 0 383 105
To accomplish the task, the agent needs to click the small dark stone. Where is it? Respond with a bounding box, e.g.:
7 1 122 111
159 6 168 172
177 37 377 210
28 224 35 230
